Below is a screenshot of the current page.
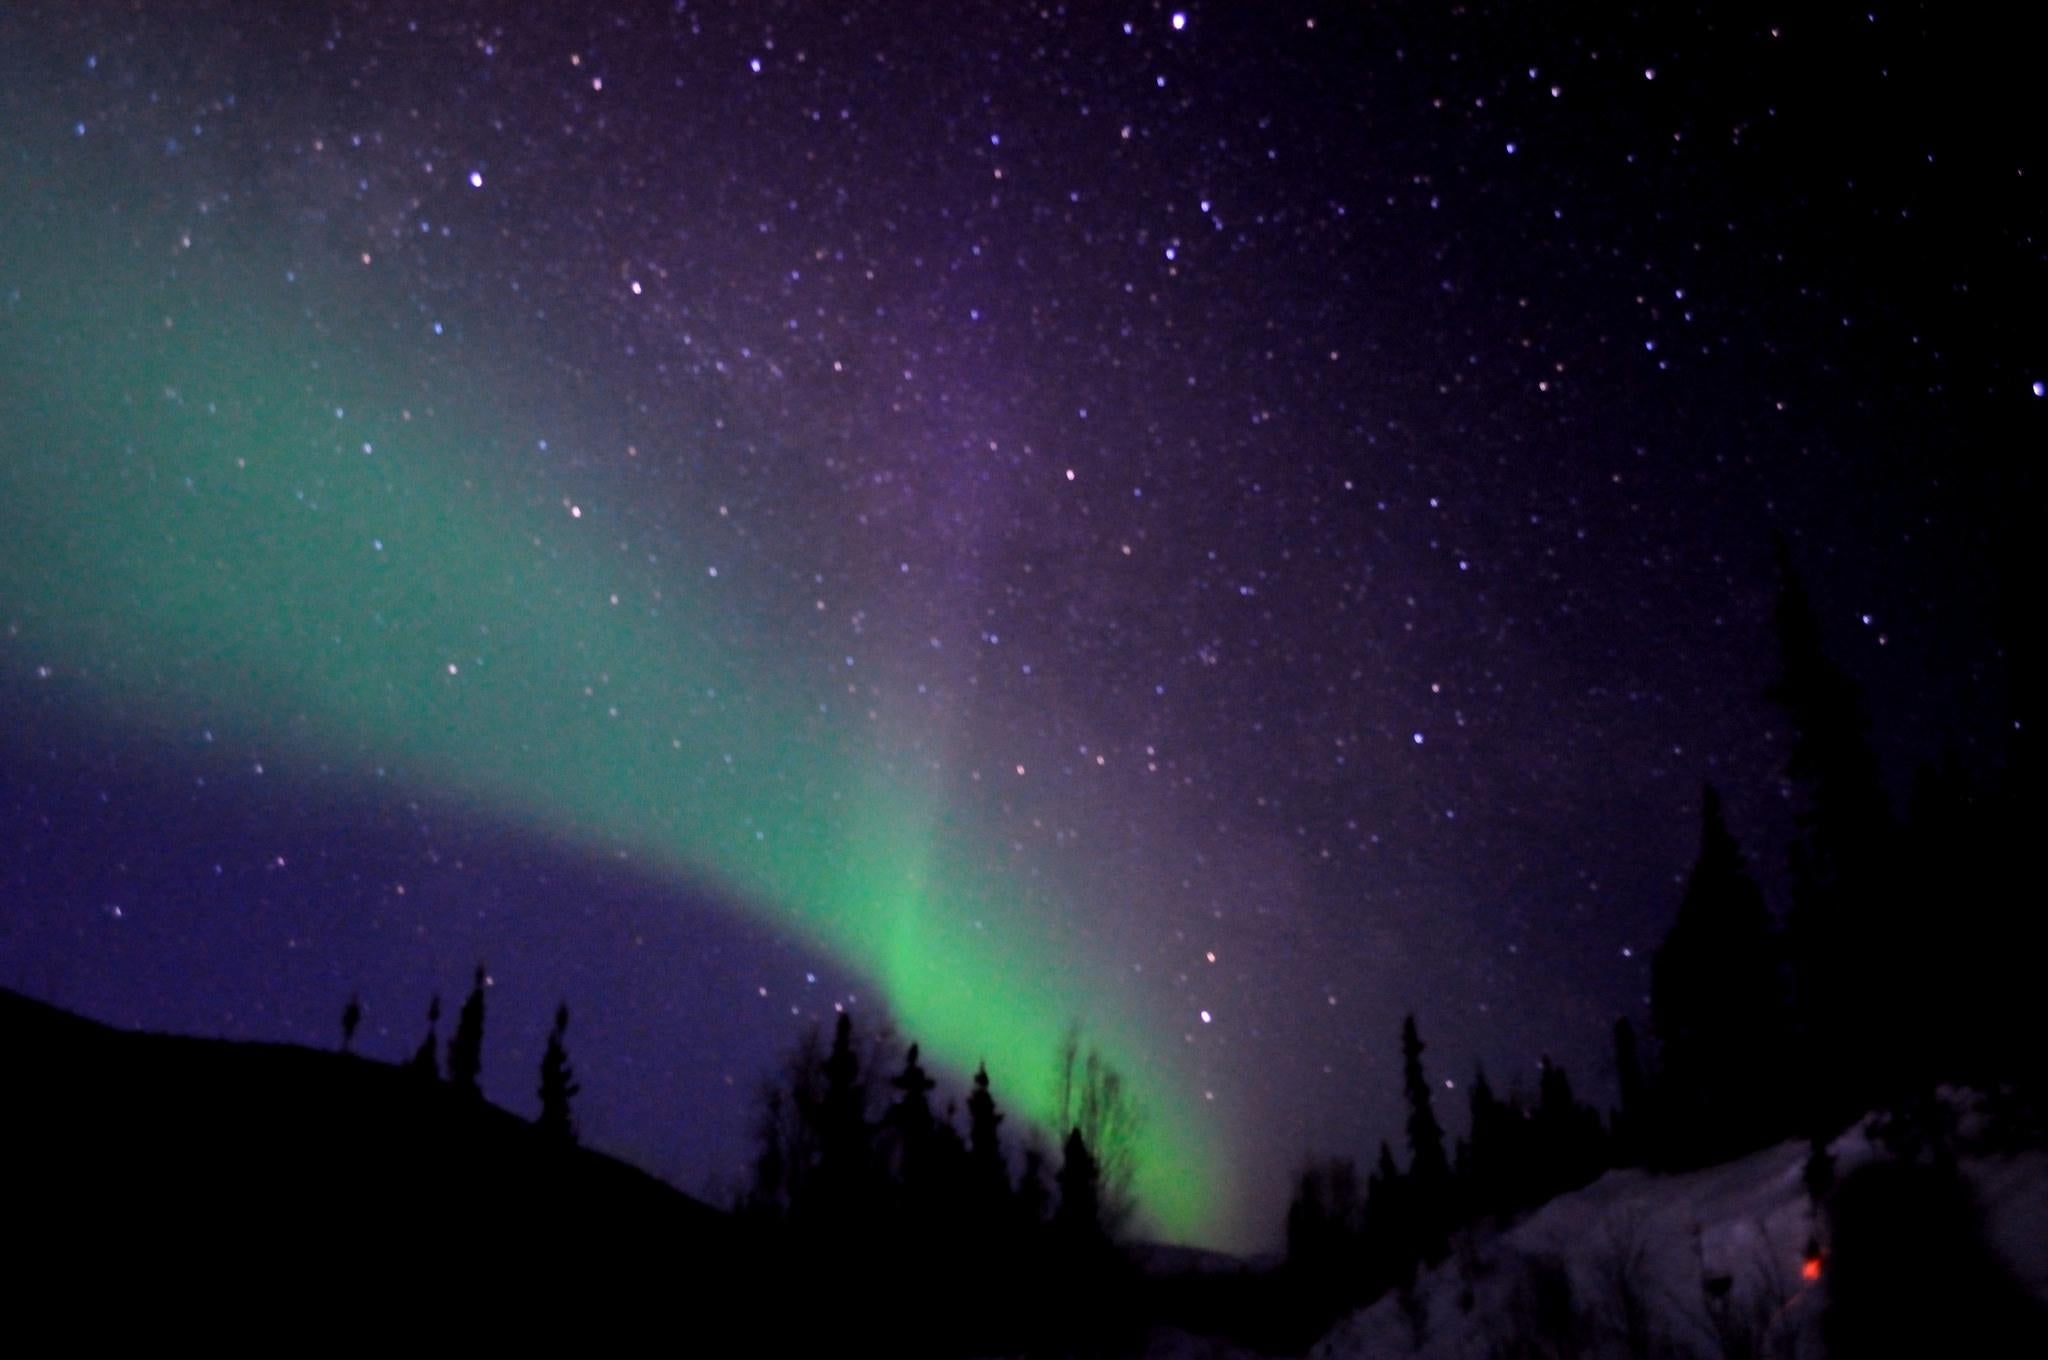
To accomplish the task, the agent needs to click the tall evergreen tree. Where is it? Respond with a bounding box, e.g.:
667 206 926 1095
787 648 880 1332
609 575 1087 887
1400 1014 1451 1262
1770 541 1900 1120
965 1062 1009 1202
1462 1064 1509 1223
1047 1128 1118 1349
887 1043 935 1132
883 1042 938 1194
1052 1127 1104 1246
1368 1139 1402 1204
1531 1056 1605 1199
446 964 487 1101
1650 785 1790 1163
1771 542 1894 895
340 993 362 1053
408 994 441 1078
1364 1139 1412 1290
812 1011 870 1225
537 1001 578 1145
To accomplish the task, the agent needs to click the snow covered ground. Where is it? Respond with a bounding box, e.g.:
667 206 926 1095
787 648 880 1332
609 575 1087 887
1311 1100 2048 1359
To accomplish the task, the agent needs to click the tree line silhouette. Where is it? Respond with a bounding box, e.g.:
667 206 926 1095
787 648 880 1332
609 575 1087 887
338 971 1143 1353
350 963 583 1148
737 1011 1139 1355
1282 539 2041 1340
300 541 2033 1352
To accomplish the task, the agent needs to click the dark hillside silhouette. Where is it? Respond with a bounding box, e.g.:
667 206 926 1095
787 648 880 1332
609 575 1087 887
0 554 2026 1358
4 986 741 1338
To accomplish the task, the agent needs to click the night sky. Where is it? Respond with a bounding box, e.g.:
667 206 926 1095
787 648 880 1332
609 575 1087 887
1 2 2035 1251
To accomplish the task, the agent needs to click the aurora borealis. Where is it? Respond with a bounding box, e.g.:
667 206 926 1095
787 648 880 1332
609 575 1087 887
2 2 2034 1253
1 105 1224 1236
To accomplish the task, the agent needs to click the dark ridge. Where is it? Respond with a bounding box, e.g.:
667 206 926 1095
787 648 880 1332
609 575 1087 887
4 986 746 1337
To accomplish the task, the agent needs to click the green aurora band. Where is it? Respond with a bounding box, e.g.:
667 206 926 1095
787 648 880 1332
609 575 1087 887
1 168 1230 1243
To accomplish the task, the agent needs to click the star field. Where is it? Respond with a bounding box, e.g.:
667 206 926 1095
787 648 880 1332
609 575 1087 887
1 2 2036 1250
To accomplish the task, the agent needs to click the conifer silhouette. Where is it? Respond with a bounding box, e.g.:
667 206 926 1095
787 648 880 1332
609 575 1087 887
538 1000 578 1145
1365 1139 1412 1288
965 1062 1009 1204
883 1041 939 1207
1770 540 1899 1122
1463 1065 1509 1223
1053 1126 1103 1246
340 993 361 1053
447 965 487 1101
1532 1056 1604 1199
812 1011 869 1226
1400 1014 1451 1262
408 994 441 1078
887 1044 935 1134
1650 784 1789 1164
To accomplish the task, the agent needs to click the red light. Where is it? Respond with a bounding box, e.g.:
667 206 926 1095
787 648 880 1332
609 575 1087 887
1801 1257 1822 1282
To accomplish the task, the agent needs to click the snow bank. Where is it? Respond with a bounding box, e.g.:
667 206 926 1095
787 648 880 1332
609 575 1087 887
1312 1105 2046 1359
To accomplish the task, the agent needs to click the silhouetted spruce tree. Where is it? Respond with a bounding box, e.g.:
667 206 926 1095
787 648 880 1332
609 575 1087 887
1461 1064 1509 1224
928 1098 978 1342
1400 1014 1452 1263
340 993 361 1053
886 1043 935 1138
1364 1138 1412 1291
966 1062 1009 1206
1531 1056 1605 1200
1052 1126 1104 1247
1610 1016 1648 1165
812 1011 870 1228
1047 1128 1123 1348
1650 784 1791 1165
883 1042 940 1221
1770 541 1901 1123
446 965 487 1101
408 994 441 1078
537 1001 578 1145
